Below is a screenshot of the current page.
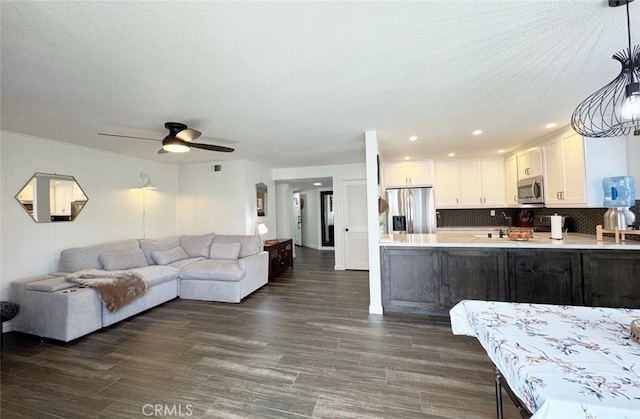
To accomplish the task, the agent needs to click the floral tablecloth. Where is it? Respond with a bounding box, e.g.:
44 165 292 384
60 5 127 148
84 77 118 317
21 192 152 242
450 300 640 419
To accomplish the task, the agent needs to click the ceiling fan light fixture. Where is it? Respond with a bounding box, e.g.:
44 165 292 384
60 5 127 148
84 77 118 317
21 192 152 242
162 138 190 153
571 0 640 137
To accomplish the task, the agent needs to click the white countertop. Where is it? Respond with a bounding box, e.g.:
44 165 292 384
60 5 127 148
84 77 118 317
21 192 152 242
379 229 640 250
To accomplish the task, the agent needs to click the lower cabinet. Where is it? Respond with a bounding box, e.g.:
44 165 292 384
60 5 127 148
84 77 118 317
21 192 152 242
583 251 640 308
440 249 506 308
508 250 582 305
380 246 639 315
381 248 440 314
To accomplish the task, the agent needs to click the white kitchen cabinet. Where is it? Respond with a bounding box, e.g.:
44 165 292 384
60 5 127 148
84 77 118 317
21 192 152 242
516 147 542 180
16 183 34 201
434 160 461 207
480 159 506 206
505 154 518 206
434 158 505 208
383 160 434 188
542 129 627 208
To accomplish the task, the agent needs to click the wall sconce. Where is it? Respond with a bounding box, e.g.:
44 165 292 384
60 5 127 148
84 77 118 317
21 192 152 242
140 172 157 190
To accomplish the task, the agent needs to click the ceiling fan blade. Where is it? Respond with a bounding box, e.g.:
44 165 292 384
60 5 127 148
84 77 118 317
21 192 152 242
97 133 159 141
157 148 168 154
189 143 235 152
175 128 201 142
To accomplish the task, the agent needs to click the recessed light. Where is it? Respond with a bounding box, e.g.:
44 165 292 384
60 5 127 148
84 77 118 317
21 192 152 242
313 182 321 186
404 156 410 160
545 123 557 129
472 130 483 136
498 149 505 154
408 136 418 141
448 152 455 157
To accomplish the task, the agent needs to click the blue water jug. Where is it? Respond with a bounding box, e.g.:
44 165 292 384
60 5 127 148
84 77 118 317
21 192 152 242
603 176 635 207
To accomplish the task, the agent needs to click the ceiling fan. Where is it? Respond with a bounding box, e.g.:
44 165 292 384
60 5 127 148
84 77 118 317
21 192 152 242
98 122 235 154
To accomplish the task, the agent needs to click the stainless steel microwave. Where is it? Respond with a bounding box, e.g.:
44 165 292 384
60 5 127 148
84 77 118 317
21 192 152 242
517 175 544 206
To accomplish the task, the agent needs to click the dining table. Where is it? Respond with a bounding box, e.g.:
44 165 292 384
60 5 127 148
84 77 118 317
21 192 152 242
450 300 640 419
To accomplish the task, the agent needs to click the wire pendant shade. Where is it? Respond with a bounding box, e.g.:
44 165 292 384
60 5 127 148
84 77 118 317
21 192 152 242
571 0 640 138
571 46 640 137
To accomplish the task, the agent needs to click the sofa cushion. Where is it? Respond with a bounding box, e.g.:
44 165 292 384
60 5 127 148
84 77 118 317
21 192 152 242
138 236 180 265
129 265 180 287
213 235 262 258
24 276 76 292
100 249 148 271
210 242 241 260
60 239 140 272
152 246 188 265
168 258 203 269
180 233 215 258
180 259 245 281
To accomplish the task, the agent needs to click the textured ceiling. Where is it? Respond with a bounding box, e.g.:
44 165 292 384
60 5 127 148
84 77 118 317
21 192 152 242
1 1 638 167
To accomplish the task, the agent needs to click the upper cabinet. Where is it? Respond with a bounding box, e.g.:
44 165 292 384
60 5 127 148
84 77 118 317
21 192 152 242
434 158 505 208
434 160 461 207
383 160 434 188
505 154 518 206
516 147 542 180
542 129 627 208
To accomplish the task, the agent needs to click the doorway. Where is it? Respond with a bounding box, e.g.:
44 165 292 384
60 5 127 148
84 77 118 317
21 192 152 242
292 192 302 246
320 190 334 247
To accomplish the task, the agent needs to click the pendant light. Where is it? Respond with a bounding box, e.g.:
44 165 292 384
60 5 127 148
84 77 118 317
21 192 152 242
571 0 640 137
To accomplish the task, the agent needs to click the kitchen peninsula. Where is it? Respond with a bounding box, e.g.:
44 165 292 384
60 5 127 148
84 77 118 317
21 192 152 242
380 230 640 316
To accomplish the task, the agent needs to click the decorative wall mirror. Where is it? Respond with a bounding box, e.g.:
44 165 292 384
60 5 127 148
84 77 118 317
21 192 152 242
256 183 267 217
15 173 88 223
320 190 334 246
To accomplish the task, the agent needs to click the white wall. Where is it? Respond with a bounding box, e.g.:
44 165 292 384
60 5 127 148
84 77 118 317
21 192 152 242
275 182 293 240
177 159 276 239
364 131 383 315
626 134 640 197
299 189 319 249
0 131 178 300
273 163 366 270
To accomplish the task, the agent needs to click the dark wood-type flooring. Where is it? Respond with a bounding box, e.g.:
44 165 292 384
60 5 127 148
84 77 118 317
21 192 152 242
1 246 520 418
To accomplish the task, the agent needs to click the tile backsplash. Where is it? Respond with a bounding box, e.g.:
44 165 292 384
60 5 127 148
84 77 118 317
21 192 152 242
437 200 639 239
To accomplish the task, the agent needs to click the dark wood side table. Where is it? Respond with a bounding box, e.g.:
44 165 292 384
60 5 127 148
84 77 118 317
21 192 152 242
264 239 293 279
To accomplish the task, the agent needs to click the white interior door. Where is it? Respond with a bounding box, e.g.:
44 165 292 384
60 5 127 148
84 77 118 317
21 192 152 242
343 180 369 270
292 192 302 246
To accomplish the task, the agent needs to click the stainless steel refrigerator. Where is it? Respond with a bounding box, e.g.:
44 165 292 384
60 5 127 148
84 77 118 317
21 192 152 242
385 187 437 234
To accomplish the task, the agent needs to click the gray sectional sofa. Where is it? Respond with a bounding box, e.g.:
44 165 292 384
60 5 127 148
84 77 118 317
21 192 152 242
11 233 268 341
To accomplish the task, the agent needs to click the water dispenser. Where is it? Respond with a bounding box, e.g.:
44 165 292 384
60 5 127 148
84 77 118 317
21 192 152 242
603 176 635 207
602 176 636 230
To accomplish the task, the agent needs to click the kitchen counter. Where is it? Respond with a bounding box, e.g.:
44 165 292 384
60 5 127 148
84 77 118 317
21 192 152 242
379 229 640 250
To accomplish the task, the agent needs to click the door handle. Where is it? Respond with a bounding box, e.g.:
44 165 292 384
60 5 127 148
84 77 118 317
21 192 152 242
345 228 349 232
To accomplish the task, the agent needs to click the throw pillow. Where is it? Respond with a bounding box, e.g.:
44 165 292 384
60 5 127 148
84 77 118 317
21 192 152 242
152 246 189 265
100 249 148 271
209 242 241 260
181 233 215 258
138 236 180 265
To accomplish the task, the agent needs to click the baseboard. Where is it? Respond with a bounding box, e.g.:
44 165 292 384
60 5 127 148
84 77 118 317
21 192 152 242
2 321 14 333
334 265 345 270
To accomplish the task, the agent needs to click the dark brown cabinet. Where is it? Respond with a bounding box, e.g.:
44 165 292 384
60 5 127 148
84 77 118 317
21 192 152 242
380 245 640 315
381 248 440 314
440 249 507 308
583 250 640 308
508 250 582 305
264 239 293 279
